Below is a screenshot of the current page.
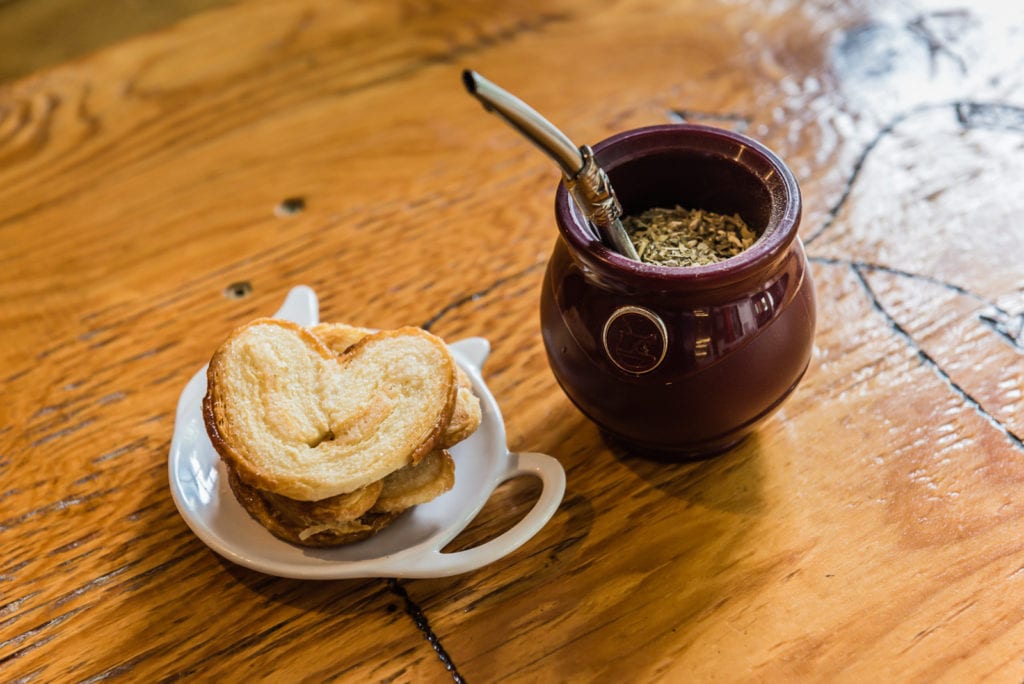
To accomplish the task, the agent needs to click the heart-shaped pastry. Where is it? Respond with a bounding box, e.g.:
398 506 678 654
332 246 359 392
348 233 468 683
203 319 457 501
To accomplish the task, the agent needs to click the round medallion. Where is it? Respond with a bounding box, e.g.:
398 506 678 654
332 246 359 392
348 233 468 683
601 306 668 374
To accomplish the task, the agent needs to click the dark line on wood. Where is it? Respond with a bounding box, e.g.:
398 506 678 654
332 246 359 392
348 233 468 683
31 399 76 419
77 646 165 684
0 633 51 669
805 100 1024 246
25 405 87 435
810 256 1024 352
34 337 74 361
148 370 185 386
28 418 95 448
907 13 968 75
0 559 32 582
386 579 465 683
1 367 30 384
0 487 120 532
124 341 178 363
98 391 128 405
53 565 135 607
125 500 166 521
850 264 1024 452
808 256 990 304
422 261 545 331
72 472 102 487
978 309 1024 351
93 438 147 463
804 105 925 246
47 531 101 556
954 101 1024 132
77 325 111 342
0 606 83 653
0 592 37 618
57 546 99 569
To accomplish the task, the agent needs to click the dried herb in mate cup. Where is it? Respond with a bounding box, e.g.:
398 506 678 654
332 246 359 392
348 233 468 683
623 206 756 267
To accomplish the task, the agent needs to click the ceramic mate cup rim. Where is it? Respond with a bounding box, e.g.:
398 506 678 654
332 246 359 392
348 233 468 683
554 123 802 291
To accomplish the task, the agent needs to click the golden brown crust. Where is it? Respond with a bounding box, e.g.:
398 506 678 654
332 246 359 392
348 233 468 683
203 319 457 499
309 322 375 355
262 480 383 527
439 368 482 448
226 467 398 547
372 450 456 513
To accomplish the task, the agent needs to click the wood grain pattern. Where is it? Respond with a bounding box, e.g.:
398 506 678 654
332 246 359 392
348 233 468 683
2 0 1022 681
0 0 235 84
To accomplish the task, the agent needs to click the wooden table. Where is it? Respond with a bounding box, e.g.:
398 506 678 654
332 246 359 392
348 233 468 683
3 1 1023 680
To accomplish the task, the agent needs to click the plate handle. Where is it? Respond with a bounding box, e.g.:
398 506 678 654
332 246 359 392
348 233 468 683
396 451 565 578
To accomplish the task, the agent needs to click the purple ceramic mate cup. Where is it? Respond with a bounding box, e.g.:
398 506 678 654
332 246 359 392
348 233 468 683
540 124 816 458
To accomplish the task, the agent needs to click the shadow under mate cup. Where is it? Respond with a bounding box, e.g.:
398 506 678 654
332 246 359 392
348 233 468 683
540 124 816 458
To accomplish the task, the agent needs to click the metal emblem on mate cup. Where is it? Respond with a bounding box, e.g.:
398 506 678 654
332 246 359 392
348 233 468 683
602 306 668 374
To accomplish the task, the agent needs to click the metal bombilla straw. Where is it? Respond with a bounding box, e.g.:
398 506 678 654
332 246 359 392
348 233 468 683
462 70 640 261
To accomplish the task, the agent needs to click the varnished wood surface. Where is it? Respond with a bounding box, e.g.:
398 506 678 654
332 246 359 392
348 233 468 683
0 0 235 84
2 0 1023 680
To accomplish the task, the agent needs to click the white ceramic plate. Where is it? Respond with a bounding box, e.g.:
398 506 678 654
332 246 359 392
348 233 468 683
168 286 565 579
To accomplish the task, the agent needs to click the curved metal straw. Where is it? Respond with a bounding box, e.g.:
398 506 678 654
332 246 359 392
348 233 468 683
463 70 639 260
